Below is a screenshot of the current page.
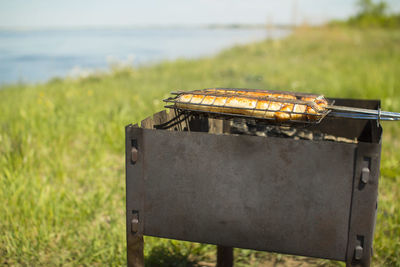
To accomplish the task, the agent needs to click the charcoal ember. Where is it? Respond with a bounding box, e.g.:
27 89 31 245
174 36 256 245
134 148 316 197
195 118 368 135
278 126 297 137
337 137 358 143
230 120 357 144
296 130 313 140
324 135 338 142
311 132 326 141
255 131 267 137
230 119 249 135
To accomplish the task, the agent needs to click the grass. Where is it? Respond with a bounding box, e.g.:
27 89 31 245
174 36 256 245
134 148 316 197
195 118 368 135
0 26 399 266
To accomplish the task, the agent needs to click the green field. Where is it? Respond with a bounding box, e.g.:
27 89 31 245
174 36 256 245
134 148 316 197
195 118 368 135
1 27 399 266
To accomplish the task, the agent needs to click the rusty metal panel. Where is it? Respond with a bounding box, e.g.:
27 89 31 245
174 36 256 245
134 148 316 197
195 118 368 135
133 128 358 261
346 142 381 266
125 126 145 267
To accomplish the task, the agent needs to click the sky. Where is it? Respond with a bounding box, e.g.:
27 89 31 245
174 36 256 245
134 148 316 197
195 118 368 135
1 0 400 29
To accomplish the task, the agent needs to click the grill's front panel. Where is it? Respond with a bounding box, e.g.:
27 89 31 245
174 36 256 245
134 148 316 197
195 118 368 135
127 127 357 261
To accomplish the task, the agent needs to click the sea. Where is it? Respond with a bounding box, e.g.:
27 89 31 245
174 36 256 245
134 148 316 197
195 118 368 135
0 27 290 85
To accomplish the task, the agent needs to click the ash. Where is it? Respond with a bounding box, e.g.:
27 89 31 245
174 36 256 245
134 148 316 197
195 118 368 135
230 119 357 144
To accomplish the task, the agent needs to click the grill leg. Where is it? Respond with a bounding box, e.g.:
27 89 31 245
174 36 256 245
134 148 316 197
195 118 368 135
127 234 144 267
217 246 233 267
345 260 370 267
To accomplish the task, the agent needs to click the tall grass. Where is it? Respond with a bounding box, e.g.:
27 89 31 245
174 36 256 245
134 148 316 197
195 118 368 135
1 27 399 266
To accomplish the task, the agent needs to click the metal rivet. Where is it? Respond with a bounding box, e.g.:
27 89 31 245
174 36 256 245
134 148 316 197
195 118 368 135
131 147 138 164
131 212 139 234
354 245 363 260
361 167 370 184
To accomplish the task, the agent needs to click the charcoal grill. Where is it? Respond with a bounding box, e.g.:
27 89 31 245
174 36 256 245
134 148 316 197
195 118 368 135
125 95 383 267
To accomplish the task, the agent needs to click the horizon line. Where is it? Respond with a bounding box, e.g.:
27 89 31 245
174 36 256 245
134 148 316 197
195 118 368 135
0 23 301 32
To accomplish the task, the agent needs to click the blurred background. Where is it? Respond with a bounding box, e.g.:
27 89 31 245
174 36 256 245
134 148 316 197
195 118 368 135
1 0 399 84
0 0 399 266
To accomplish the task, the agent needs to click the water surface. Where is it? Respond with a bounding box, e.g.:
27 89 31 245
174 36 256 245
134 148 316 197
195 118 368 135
0 27 290 84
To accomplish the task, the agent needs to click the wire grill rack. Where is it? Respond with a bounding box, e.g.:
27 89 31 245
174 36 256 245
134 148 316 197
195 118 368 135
164 88 331 124
164 88 400 124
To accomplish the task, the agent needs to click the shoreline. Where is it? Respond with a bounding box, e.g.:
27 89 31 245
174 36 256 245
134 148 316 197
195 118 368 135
0 24 295 32
0 27 291 86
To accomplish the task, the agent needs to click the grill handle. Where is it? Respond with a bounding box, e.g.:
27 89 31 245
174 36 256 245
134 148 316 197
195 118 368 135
327 105 400 121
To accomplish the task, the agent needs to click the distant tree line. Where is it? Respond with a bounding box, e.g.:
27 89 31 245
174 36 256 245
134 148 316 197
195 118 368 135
331 0 400 28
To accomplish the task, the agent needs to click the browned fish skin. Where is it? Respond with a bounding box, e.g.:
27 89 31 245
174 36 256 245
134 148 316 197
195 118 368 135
176 89 327 122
